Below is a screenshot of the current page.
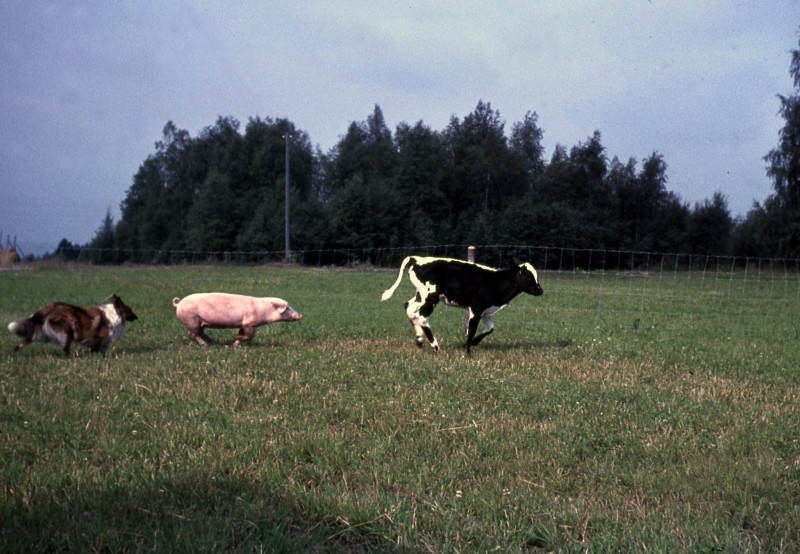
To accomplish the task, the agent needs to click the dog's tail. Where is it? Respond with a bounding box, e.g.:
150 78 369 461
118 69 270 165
8 317 34 338
380 256 415 301
172 297 181 308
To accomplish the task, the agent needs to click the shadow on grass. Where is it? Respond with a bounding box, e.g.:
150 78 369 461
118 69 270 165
0 473 404 553
1 337 305 358
439 337 574 354
3 333 573 362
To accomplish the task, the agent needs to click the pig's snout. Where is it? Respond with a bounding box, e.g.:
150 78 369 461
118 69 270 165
284 307 302 321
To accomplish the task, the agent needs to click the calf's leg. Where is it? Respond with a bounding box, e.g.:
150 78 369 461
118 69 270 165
464 312 481 354
404 294 441 352
404 297 426 348
470 314 495 346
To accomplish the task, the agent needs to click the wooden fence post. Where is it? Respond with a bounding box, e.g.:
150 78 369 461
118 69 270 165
465 245 475 334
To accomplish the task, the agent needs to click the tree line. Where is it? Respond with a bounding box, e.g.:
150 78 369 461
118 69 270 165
63 36 800 264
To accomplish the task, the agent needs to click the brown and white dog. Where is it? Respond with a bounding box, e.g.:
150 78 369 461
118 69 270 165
7 295 138 355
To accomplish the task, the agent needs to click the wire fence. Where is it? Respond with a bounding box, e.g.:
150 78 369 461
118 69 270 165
4 244 800 346
48 243 800 273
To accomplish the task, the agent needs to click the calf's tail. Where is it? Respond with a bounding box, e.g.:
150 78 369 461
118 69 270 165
381 256 414 301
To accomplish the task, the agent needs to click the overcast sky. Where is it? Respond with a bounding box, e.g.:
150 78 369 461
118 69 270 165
1 1 798 256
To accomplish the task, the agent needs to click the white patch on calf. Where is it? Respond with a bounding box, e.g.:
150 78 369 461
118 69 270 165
414 256 497 273
481 305 505 318
480 305 504 332
408 271 436 299
522 262 539 282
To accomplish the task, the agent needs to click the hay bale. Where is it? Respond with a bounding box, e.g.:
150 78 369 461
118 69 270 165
0 248 20 266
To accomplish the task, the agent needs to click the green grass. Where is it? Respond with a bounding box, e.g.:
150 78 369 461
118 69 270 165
1 263 798 552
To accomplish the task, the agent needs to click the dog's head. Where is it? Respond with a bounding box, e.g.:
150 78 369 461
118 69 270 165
110 294 138 322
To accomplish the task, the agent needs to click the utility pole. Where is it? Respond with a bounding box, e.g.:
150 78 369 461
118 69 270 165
284 132 291 263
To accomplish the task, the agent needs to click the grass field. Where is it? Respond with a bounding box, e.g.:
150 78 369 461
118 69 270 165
1 262 798 552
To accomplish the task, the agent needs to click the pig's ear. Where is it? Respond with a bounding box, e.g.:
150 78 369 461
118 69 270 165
273 300 289 312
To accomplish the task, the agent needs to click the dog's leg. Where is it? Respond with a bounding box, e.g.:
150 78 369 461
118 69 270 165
13 339 31 352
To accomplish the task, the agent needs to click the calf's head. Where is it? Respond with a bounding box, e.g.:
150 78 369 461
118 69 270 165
510 261 544 296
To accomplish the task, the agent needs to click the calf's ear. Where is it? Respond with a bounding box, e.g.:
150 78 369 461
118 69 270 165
506 259 519 270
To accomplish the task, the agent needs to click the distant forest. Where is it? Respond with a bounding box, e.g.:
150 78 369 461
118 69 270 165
64 37 800 263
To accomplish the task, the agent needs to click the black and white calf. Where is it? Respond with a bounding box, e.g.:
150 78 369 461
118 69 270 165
381 256 543 353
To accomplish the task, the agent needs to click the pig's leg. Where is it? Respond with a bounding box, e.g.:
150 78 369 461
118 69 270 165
196 322 217 345
232 326 256 347
187 325 215 346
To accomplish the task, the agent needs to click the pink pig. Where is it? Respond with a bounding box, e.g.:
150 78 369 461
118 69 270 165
172 292 302 346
